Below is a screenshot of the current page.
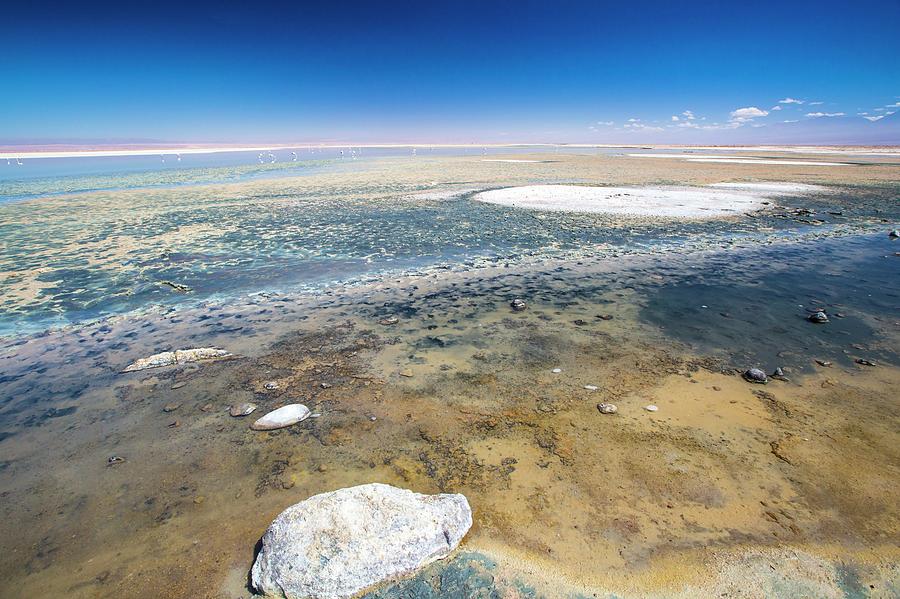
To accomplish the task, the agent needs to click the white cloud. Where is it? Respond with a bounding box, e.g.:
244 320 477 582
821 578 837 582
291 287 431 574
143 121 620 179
863 115 885 122
808 101 824 106
671 115 680 122
778 97 804 104
783 120 799 123
887 102 900 108
681 110 696 120
624 122 663 131
730 106 769 123
805 112 845 118
596 121 614 126
770 105 782 111
627 118 640 123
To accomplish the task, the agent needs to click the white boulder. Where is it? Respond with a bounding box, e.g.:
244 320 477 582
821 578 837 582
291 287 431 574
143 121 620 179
121 347 231 372
250 404 311 431
251 483 472 599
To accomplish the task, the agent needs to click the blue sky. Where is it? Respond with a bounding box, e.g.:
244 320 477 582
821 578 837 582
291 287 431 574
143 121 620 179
2 0 899 144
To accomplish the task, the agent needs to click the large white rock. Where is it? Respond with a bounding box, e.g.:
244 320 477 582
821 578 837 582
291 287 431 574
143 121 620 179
250 483 473 599
120 347 231 372
250 404 311 431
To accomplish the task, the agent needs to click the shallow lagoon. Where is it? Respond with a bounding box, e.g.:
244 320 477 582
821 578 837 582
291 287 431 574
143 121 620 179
0 151 898 598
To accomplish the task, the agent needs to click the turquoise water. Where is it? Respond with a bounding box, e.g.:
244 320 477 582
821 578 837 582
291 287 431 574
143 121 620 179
0 145 624 203
1 151 897 339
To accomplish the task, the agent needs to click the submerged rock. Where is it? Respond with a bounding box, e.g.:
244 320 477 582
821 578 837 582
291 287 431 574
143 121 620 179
889 229 899 238
121 347 231 372
251 404 311 430
230 402 258 417
597 403 618 414
250 483 472 599
510 298 527 312
807 311 829 324
379 316 399 326
743 368 768 384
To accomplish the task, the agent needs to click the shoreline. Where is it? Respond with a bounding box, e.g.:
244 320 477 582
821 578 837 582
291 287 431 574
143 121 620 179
3 143 900 160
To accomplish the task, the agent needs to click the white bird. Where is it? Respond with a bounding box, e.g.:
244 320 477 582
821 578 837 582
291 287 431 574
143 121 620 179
176 153 181 161
15 157 23 165
291 151 297 161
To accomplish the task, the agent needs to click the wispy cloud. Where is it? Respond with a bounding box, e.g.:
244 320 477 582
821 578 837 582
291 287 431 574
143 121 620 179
808 101 824 106
671 115 680 122
805 112 844 118
770 105 782 111
681 110 696 120
624 121 663 131
778 97 804 104
863 111 895 122
783 120 799 123
596 121 613 126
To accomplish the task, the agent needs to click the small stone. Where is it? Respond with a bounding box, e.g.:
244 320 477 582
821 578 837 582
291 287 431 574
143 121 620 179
282 480 295 490
807 311 829 324
573 319 587 326
712 386 722 391
199 403 213 412
379 316 399 325
369 415 377 421
170 381 187 390
230 402 258 417
168 420 180 428
597 403 618 414
584 385 598 391
320 382 332 389
743 368 768 384
815 359 832 367
644 405 659 412
317 464 328 473
597 314 614 320
855 358 877 366
551 368 562 374
193 496 205 504
399 369 414 378
107 455 126 466
163 403 180 412
510 298 527 312
889 229 899 238
264 381 279 391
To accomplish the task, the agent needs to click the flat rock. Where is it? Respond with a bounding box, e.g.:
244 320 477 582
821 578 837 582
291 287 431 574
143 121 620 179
251 404 311 430
230 402 258 417
251 483 472 599
121 347 231 372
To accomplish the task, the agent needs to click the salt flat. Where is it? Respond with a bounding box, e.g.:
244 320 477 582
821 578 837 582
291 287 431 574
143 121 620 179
474 184 778 218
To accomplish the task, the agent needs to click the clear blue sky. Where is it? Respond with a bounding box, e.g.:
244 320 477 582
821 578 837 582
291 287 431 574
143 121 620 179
2 0 898 144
